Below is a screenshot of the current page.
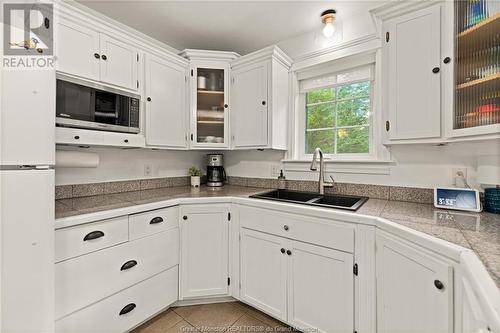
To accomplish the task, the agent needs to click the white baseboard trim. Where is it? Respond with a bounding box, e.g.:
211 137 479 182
173 296 237 307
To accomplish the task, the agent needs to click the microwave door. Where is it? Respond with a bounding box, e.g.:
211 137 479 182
56 80 93 122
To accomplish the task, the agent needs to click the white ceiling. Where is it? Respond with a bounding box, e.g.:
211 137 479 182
78 1 385 55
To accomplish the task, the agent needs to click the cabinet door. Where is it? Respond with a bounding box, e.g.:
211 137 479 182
376 231 453 333
385 5 441 140
240 228 287 321
99 33 139 90
191 63 230 149
55 19 100 81
145 54 188 148
460 277 490 333
287 240 354 333
179 204 229 298
231 61 268 148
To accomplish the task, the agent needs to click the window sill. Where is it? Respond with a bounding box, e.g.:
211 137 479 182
281 158 394 175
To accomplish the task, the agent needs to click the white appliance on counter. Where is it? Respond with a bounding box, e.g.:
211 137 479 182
0 68 55 331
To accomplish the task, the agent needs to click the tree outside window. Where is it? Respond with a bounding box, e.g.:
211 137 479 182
305 81 371 155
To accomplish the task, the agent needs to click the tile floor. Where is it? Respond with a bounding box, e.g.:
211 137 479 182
133 301 300 333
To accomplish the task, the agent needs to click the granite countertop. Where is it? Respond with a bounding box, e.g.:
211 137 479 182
56 185 500 287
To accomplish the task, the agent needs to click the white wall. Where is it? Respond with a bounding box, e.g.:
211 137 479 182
55 147 206 185
224 141 500 190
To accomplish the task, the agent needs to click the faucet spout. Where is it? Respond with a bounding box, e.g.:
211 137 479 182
310 147 333 194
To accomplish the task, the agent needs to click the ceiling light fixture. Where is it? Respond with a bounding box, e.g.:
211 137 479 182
321 9 336 38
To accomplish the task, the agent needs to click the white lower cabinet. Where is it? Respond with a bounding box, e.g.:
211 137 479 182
376 230 453 333
179 204 230 299
240 227 355 332
56 266 178 333
288 240 354 333
56 228 179 319
240 228 288 321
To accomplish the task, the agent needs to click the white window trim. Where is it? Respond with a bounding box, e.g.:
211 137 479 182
286 49 391 170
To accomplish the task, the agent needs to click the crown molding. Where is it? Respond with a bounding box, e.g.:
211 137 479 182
231 45 292 69
291 34 381 72
179 49 240 62
370 0 445 21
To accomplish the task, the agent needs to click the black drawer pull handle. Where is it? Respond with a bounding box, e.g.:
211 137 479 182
83 230 104 241
120 260 137 271
283 225 289 231
286 250 292 256
150 217 164 224
101 54 107 61
119 303 136 316
432 67 440 73
280 248 286 254
94 53 100 59
183 215 188 220
434 280 444 290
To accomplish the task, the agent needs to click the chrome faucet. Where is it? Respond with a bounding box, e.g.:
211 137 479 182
310 147 334 194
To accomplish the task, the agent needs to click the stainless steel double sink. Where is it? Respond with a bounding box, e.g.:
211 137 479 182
250 189 368 211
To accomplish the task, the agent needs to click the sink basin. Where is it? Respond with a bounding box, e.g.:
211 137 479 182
250 189 368 211
252 189 322 202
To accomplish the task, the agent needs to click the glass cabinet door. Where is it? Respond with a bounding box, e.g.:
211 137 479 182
195 67 227 145
454 0 499 130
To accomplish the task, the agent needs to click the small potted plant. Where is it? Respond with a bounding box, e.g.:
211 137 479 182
188 166 203 188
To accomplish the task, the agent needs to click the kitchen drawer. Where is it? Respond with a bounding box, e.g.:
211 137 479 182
56 266 178 333
56 127 104 146
239 205 354 253
55 216 129 263
55 228 179 319
129 206 179 241
103 131 145 148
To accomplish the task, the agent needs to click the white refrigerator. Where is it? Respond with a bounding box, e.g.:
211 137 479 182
0 68 55 332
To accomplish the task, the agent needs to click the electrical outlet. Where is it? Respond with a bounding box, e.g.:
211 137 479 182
452 167 467 187
271 164 281 177
144 164 152 177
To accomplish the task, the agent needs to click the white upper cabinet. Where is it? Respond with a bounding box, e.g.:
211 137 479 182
55 18 139 91
180 50 239 150
99 34 139 91
376 230 453 333
231 61 269 148
179 204 230 299
231 46 291 150
55 19 100 81
383 4 442 141
145 54 188 148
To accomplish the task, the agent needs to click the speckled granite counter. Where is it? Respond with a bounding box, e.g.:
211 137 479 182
56 185 500 287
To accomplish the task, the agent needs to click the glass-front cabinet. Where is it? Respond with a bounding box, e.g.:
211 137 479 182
194 67 228 146
181 49 238 149
453 0 499 135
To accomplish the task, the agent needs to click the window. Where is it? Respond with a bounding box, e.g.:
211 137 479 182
299 64 374 157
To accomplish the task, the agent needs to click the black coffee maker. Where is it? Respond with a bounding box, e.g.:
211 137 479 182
206 154 226 187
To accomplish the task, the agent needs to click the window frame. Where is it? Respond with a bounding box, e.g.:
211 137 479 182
299 77 376 161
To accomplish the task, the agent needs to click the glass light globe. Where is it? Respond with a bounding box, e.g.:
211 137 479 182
323 22 335 38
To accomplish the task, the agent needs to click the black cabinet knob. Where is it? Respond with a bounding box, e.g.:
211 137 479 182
120 260 137 271
119 303 136 316
150 217 164 224
434 280 444 290
432 67 440 73
147 97 151 102
283 225 289 231
443 57 451 64
286 250 292 256
280 248 286 254
83 230 104 241
101 54 107 61
124 139 129 143
183 215 188 220
224 104 228 108
94 53 100 59
74 136 80 140
262 101 266 105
